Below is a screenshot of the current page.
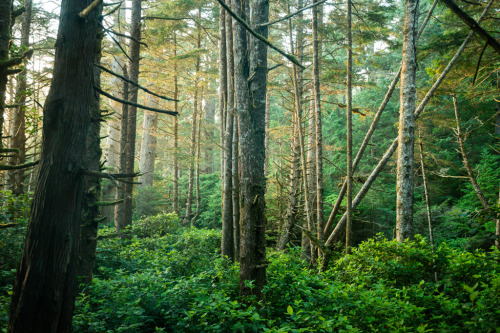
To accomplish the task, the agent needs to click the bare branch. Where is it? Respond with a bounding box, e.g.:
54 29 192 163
216 0 304 69
259 0 327 27
0 160 39 170
79 0 103 18
95 87 178 116
95 64 178 101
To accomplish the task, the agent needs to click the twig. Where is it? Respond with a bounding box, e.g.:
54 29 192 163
95 87 178 116
104 28 148 47
259 0 327 27
216 0 304 69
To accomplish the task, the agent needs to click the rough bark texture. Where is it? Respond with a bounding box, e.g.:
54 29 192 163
123 0 142 229
219 8 227 183
236 0 269 298
139 96 159 188
7 0 31 195
396 0 418 242
221 0 234 260
78 20 104 287
8 0 102 330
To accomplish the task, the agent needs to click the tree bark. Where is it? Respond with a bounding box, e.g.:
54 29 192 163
8 0 102 330
0 0 12 150
78 18 104 287
396 0 418 242
418 137 435 251
123 0 142 229
7 0 31 195
221 0 234 260
345 0 353 254
312 0 324 249
173 34 179 216
235 0 269 298
139 95 159 187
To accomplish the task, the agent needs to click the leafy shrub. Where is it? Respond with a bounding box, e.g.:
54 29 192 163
131 212 180 238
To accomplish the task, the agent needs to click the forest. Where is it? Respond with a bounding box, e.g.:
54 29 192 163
0 0 499 331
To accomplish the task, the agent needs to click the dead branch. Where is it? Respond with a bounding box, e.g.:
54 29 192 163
0 160 39 170
259 0 327 27
79 0 103 18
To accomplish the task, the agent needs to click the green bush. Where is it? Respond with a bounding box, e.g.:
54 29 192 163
131 212 180 238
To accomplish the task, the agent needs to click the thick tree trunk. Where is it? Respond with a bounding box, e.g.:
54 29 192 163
139 96 159 187
221 0 234 260
396 0 418 242
235 0 269 298
123 0 142 229
8 1 102 330
7 0 31 195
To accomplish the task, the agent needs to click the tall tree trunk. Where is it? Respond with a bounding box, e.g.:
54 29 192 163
396 0 418 242
0 0 12 150
264 91 270 177
345 0 353 253
8 1 102 330
279 5 305 250
7 0 31 195
232 114 241 258
123 0 142 229
312 0 324 250
139 96 159 187
219 6 227 181
221 0 234 260
184 14 201 225
193 91 203 226
78 19 104 287
235 0 269 298
173 33 179 216
114 66 129 232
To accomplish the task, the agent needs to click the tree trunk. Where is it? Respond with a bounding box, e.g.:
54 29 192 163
219 6 227 182
418 138 435 251
139 96 159 187
345 0 353 254
232 113 241 258
193 91 203 226
0 0 12 150
113 66 129 232
396 0 418 242
312 0 324 250
184 14 201 225
221 0 234 260
7 0 31 195
173 33 179 216
235 0 269 298
78 19 104 287
123 0 142 229
8 1 102 330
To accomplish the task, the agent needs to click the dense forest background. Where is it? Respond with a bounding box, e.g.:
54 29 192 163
0 0 499 331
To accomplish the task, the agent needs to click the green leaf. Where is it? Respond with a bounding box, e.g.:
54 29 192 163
287 305 293 315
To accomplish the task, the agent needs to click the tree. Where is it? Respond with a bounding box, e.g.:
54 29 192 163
8 0 103 330
395 0 418 242
231 0 269 297
122 0 142 229
139 96 159 188
7 0 32 195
